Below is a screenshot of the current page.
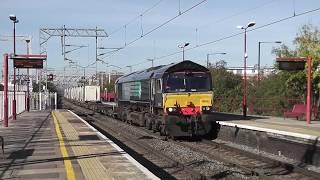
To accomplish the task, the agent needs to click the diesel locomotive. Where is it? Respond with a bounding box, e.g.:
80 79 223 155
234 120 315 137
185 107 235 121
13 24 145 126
115 60 215 137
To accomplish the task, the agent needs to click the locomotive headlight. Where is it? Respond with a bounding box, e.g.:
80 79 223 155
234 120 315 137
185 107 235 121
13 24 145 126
202 106 211 111
166 107 178 114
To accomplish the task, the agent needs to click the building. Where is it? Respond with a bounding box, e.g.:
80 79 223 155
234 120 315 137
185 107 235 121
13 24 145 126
226 66 275 78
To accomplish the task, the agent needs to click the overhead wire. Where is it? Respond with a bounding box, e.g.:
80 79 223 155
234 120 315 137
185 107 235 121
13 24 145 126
124 0 207 47
113 0 276 54
109 0 164 36
102 0 208 61
190 6 320 50
106 0 277 68
207 0 277 26
129 6 320 69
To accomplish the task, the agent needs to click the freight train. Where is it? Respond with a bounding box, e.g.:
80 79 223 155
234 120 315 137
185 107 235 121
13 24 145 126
65 60 216 138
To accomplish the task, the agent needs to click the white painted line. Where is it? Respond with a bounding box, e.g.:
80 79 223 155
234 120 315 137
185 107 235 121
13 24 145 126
68 110 160 180
217 121 319 141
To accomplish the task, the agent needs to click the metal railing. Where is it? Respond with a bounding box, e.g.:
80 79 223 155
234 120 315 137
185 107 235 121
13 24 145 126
213 96 304 116
1 91 57 123
30 92 57 111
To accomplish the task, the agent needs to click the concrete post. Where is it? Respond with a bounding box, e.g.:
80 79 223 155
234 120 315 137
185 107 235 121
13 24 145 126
55 92 57 110
39 92 42 111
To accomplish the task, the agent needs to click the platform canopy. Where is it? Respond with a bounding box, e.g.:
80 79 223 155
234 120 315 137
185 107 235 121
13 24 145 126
276 57 307 71
11 54 47 69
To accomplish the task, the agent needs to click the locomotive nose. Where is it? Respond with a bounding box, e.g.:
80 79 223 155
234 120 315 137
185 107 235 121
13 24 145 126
164 92 213 116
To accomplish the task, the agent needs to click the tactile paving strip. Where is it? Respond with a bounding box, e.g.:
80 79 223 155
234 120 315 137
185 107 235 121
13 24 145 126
54 111 112 180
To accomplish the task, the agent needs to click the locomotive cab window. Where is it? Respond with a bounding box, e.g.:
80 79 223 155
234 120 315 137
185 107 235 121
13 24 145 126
164 72 211 93
188 72 211 92
165 73 186 92
156 79 162 93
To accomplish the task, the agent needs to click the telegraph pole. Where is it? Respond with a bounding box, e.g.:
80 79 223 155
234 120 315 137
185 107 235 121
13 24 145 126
39 26 108 87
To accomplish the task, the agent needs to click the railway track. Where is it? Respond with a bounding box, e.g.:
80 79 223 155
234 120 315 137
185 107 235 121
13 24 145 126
64 100 320 180
174 140 319 180
65 100 205 179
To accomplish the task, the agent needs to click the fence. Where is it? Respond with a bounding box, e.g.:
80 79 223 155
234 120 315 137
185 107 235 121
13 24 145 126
0 91 26 122
248 97 302 116
213 96 303 116
0 91 57 122
30 92 57 111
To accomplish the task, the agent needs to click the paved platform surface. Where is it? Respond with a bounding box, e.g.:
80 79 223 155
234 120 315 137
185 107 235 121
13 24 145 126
0 110 158 180
0 111 66 180
213 112 320 139
222 117 320 137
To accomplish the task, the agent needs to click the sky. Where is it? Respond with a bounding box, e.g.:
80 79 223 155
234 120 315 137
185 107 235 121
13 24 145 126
1 0 320 76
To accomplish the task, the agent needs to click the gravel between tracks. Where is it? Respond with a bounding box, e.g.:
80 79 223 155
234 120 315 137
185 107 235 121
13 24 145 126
66 101 255 179
96 114 256 179
212 139 320 174
66 101 318 179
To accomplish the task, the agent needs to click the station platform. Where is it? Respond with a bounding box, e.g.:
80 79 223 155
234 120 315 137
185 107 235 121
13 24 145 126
212 112 320 166
213 112 320 139
0 110 158 180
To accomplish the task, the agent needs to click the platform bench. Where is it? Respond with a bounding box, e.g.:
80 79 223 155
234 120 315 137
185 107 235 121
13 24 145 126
284 104 306 120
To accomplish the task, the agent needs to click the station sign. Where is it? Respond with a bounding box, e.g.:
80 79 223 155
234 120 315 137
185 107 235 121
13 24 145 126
11 54 47 69
14 59 43 68
276 57 306 71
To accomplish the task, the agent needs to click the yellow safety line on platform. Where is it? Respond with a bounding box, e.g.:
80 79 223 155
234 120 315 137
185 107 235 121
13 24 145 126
52 111 76 180
57 111 111 180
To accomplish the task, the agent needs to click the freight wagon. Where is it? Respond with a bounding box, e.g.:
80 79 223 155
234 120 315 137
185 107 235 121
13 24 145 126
64 85 100 102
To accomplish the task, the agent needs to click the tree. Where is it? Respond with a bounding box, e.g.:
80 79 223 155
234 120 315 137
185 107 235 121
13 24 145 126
272 24 320 108
209 60 243 112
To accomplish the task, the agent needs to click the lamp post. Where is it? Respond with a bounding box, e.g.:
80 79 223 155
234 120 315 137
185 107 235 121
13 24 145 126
206 52 227 68
178 42 190 61
237 21 256 118
9 14 19 120
26 39 30 112
258 41 281 80
147 58 154 67
126 65 132 73
95 26 98 86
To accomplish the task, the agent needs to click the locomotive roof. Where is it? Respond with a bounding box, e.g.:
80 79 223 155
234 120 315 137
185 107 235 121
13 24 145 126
116 60 209 83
